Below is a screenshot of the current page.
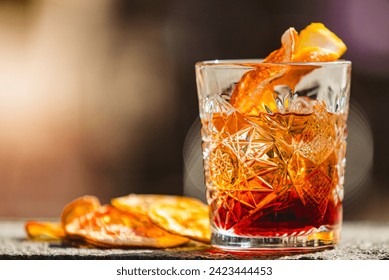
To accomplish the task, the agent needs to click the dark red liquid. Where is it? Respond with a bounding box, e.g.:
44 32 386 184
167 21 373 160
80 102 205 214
211 187 341 236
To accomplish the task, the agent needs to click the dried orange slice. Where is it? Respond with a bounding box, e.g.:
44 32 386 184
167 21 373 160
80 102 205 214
111 194 179 215
61 195 101 236
61 195 189 248
230 23 347 115
25 221 65 241
66 204 189 248
148 196 211 243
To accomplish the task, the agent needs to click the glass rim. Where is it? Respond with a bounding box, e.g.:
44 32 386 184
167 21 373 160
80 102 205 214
196 59 351 68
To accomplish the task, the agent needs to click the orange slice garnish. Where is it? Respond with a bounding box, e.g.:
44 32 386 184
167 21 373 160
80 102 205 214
230 23 347 115
230 28 298 115
25 221 65 241
148 196 211 243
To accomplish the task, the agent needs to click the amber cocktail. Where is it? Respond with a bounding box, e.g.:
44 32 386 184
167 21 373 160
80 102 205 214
195 60 351 250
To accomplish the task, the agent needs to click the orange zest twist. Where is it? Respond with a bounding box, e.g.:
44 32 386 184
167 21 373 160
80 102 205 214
230 23 347 115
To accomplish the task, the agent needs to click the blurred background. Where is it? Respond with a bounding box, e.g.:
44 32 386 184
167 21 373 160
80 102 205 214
0 0 387 220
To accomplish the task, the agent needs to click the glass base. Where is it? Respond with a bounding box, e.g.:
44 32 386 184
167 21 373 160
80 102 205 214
211 227 340 252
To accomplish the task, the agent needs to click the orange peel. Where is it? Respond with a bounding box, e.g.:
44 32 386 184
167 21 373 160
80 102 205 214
296 22 347 60
230 22 347 115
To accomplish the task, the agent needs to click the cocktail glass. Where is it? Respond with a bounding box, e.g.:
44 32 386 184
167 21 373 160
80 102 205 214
195 60 351 250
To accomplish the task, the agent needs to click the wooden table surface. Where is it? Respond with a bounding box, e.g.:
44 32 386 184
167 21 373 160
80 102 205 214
1 219 388 260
